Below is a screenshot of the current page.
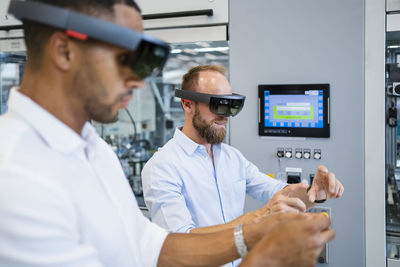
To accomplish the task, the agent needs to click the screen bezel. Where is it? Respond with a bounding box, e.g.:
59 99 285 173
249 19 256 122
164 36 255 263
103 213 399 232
258 84 330 138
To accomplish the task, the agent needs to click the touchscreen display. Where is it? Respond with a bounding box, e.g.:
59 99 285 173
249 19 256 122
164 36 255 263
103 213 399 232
264 90 324 128
258 84 329 138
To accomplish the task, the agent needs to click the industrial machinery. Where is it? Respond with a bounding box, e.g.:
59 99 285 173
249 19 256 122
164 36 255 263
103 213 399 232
93 41 229 209
386 33 400 261
0 52 25 114
0 40 230 214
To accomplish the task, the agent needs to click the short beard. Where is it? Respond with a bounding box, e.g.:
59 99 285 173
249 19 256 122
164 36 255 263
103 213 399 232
85 99 119 123
192 106 227 144
73 59 122 124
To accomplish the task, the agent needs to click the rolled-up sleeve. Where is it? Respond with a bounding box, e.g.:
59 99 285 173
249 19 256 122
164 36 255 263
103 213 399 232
142 160 196 233
244 158 287 204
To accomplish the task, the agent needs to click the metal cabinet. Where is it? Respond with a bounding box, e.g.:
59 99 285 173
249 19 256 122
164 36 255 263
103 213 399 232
389 0 400 12
0 0 21 29
136 0 228 29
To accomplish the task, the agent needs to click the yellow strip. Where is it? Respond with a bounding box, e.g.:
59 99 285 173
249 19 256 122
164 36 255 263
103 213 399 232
321 212 329 218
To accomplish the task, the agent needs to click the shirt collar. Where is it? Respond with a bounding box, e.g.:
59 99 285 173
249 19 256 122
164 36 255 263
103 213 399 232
173 128 201 155
7 88 94 154
173 127 222 155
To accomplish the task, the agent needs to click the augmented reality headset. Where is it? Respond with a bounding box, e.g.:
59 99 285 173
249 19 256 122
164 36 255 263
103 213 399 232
8 0 170 80
175 89 245 117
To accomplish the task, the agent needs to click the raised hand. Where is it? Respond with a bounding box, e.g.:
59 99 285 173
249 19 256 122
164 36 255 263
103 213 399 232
253 183 308 221
308 165 344 203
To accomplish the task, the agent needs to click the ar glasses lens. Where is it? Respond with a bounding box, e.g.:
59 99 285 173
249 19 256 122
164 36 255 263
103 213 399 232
118 42 169 80
215 99 230 115
229 99 244 116
130 41 169 80
209 98 244 117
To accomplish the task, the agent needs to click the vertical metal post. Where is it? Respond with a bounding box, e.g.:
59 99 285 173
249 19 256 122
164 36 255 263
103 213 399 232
365 0 386 265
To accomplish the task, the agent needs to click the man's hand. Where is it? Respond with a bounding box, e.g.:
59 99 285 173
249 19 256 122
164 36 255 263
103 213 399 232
240 213 335 267
253 183 308 221
308 165 344 203
244 212 311 249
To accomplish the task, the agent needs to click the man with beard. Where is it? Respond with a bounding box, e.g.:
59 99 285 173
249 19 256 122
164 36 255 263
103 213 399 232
142 65 343 265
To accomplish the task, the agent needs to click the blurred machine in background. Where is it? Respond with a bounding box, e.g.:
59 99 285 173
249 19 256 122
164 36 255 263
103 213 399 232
0 0 230 215
91 40 229 208
385 31 400 262
0 52 25 114
0 39 229 211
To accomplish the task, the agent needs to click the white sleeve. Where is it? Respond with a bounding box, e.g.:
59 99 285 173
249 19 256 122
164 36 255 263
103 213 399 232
137 215 169 267
0 170 104 267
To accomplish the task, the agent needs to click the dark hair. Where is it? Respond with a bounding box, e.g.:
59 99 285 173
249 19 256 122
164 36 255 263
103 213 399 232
22 0 141 68
181 65 227 92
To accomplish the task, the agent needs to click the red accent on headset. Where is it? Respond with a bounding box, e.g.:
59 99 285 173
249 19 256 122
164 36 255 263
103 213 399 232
182 99 191 103
66 30 88 40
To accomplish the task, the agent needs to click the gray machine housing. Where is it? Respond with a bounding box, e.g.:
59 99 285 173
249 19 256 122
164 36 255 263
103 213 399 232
229 0 364 266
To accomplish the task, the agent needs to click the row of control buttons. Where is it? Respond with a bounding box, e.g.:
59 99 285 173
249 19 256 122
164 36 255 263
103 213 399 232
277 148 321 160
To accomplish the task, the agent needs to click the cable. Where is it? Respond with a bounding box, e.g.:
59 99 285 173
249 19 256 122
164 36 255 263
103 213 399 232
124 108 137 143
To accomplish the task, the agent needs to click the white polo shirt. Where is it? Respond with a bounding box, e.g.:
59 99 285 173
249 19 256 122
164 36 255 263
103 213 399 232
0 89 168 267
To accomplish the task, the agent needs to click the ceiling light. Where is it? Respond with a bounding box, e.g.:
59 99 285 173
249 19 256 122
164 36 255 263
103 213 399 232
171 49 182 54
194 47 229 53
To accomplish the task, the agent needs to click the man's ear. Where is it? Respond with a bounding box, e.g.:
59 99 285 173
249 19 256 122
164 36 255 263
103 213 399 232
181 99 194 113
47 31 78 71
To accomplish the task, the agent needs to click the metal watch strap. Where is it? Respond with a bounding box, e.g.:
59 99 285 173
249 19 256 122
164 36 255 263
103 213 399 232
234 224 248 258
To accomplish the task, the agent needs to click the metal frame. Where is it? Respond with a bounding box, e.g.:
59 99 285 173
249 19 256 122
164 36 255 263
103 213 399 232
365 0 386 266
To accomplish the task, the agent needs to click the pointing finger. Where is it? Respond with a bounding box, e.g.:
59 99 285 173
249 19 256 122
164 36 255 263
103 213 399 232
334 180 342 198
337 182 344 198
308 185 317 203
316 165 328 177
328 172 336 196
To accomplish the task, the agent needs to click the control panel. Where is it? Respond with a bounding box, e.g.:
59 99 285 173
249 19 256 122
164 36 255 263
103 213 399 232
277 147 322 160
286 167 302 184
307 206 332 264
275 147 320 185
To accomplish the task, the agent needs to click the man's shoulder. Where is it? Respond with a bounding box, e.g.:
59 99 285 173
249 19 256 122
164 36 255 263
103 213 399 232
0 112 30 135
0 115 70 202
151 138 185 162
0 113 31 161
142 138 188 178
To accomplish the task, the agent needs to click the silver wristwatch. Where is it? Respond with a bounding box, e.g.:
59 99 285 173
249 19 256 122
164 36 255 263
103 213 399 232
234 224 248 258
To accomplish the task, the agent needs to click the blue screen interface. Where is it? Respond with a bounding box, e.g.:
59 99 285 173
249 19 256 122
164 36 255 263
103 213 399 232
264 90 324 128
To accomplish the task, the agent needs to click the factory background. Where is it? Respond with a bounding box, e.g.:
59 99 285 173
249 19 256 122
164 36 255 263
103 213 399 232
0 0 390 266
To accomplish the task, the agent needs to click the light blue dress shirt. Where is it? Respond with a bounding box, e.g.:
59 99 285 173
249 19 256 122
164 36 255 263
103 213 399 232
142 128 286 234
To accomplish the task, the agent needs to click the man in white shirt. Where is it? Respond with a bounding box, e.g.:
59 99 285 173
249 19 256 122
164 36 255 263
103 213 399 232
0 1 335 266
142 65 343 237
